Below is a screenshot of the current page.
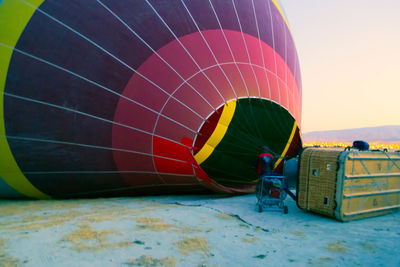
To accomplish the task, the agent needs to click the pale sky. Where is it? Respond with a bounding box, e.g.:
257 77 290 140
280 0 400 133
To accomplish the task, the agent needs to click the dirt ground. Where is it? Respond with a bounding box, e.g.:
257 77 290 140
0 194 399 266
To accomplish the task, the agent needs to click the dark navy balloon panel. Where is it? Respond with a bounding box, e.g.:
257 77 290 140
0 0 302 198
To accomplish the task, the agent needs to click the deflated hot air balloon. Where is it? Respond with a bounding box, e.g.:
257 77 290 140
0 0 302 199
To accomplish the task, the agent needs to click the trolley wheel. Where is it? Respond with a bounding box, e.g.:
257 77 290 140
258 204 262 213
284 206 288 214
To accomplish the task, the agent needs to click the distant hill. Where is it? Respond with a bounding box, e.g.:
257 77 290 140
302 125 400 143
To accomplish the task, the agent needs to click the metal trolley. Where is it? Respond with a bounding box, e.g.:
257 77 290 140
256 174 289 214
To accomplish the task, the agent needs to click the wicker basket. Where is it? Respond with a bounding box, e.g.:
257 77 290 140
297 147 400 221
298 148 342 218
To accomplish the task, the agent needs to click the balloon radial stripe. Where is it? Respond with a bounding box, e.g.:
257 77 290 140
144 0 226 106
180 0 239 100
231 0 262 99
266 0 281 105
5 135 190 163
208 0 251 98
3 91 192 150
18 0 208 119
0 44 199 134
96 0 216 113
251 0 272 101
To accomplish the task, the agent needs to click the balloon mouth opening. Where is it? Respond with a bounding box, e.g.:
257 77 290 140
190 98 303 189
193 104 225 155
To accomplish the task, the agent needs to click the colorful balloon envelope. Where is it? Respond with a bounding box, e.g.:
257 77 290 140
0 0 302 199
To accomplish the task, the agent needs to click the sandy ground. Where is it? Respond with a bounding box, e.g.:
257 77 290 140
0 194 399 267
